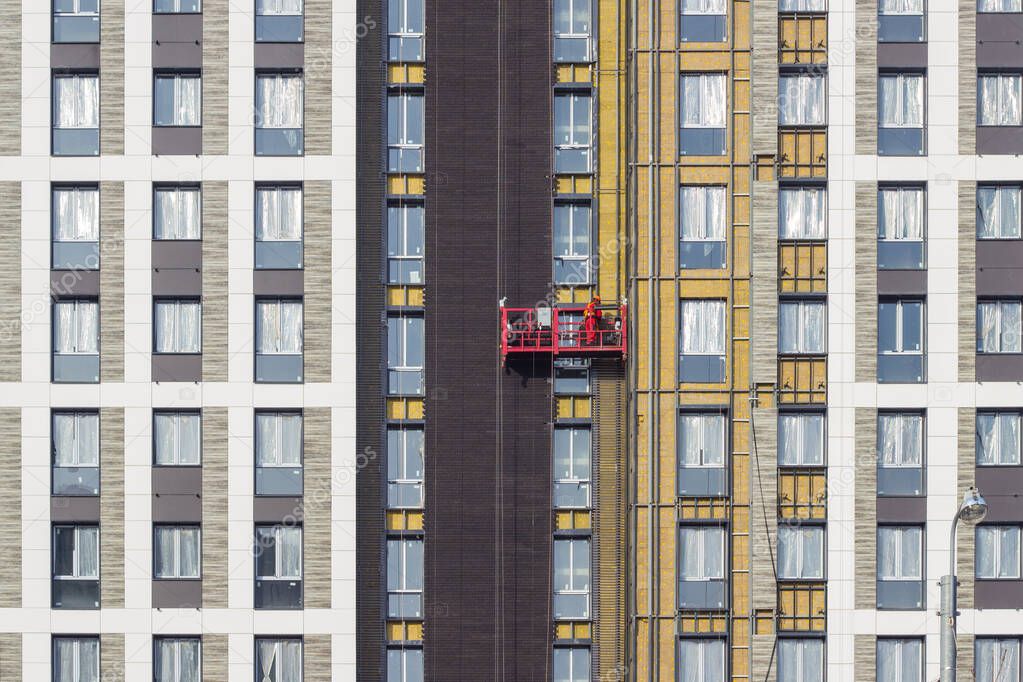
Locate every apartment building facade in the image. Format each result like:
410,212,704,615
0,1,359,680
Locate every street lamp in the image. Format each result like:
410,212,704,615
940,486,988,682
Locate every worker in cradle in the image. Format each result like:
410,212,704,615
583,295,602,345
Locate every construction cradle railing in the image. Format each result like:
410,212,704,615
500,304,628,359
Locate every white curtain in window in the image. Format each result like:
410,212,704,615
680,414,725,467
257,301,303,354
257,0,302,14
78,526,99,577
257,413,302,466
778,0,827,9
979,302,1023,353
257,75,304,129
155,301,201,353
977,639,1021,682
778,526,823,578
279,527,302,578
978,527,1021,578
682,0,726,13
878,414,922,466
779,74,826,126
880,187,924,239
978,413,1022,465
979,0,1022,10
256,187,303,241
779,187,826,239
55,301,99,354
879,75,924,127
879,0,924,12
681,528,723,579
779,413,824,466
878,526,921,579
163,76,201,126
779,301,825,354
980,75,1023,126
679,640,725,682
54,413,99,466
877,640,922,682
681,74,727,128
680,186,726,241
179,528,199,577
54,76,99,129
155,527,176,577
54,188,99,241
779,640,823,682
978,186,1022,239
154,188,200,240
681,300,726,354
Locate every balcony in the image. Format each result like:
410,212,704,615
501,304,627,360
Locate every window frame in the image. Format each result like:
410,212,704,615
153,410,202,467
554,0,593,61
386,646,424,682
387,89,425,173
255,524,304,581
387,0,425,61
978,72,1023,127
52,636,100,682
679,412,728,469
387,201,425,285
153,637,202,682
253,638,303,682
778,298,827,355
152,71,202,128
778,185,827,241
552,645,592,682
554,90,594,173
52,72,101,129
153,298,202,355
877,525,924,581
153,524,202,580
777,72,828,127
977,525,1023,579
553,200,595,284
878,72,926,129
387,313,425,396
254,71,305,155
153,184,202,241
677,637,728,682
778,411,826,467
777,524,826,580
387,536,425,619
877,298,925,382
51,184,100,246
553,537,591,620
977,184,1023,240
678,525,726,581
386,425,425,510
975,638,1022,682
977,299,1023,354
877,412,924,469
977,411,1023,466
554,357,591,395
52,299,100,356
876,637,924,682
877,184,927,269
553,425,592,509
52,523,100,581
255,298,304,356
153,0,202,14
978,0,1023,11
777,637,825,682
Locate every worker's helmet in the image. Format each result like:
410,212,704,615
594,296,601,303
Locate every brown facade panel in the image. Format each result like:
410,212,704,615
0,633,20,681
752,182,778,384
959,182,976,383
854,635,876,681
100,0,124,155
304,634,332,682
100,182,124,382
305,182,332,383
959,0,977,155
0,409,20,608
0,183,20,381
855,0,877,155
202,0,229,155
202,634,228,681
304,0,332,155
854,408,877,610
202,182,228,382
202,408,229,608
0,1,20,155
100,634,124,682
751,407,778,610
752,0,778,155
958,407,976,609
855,184,877,383
100,408,124,608
304,407,332,608
751,634,776,682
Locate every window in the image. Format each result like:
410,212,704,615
680,299,726,382
388,203,425,284
778,639,824,682
53,299,100,383
977,526,1022,579
388,315,425,395
256,412,303,496
554,358,590,394
877,299,924,383
154,412,201,466
387,427,424,508
978,186,1022,239
52,186,99,270
878,186,925,269
554,92,593,172
154,73,201,127
554,538,591,619
554,202,593,283
387,538,424,619
154,526,200,579
779,300,826,354
680,0,727,42
555,0,592,60
255,639,302,682
388,92,425,172
978,412,1022,466
255,525,303,609
877,639,923,682
387,647,424,682
680,186,726,269
154,638,200,682
155,300,201,354
553,646,591,682
255,0,303,42
154,186,201,240
52,524,100,608
979,0,1021,10
255,299,303,383
778,412,825,466
778,187,826,240
554,427,591,508
678,413,727,496
877,412,924,496
53,637,99,682
256,185,303,269
976,638,1021,682
53,74,100,156
52,411,99,496
778,73,826,126
979,74,1023,127
389,0,424,60
53,0,99,43
678,638,726,682
154,0,202,13
779,0,826,9
679,526,726,608
255,73,304,155
878,0,925,43
877,526,924,609
778,526,824,579
978,300,1023,354
878,73,925,156
680,74,727,155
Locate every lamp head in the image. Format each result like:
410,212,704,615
958,486,988,524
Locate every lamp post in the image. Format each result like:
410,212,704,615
940,486,988,682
